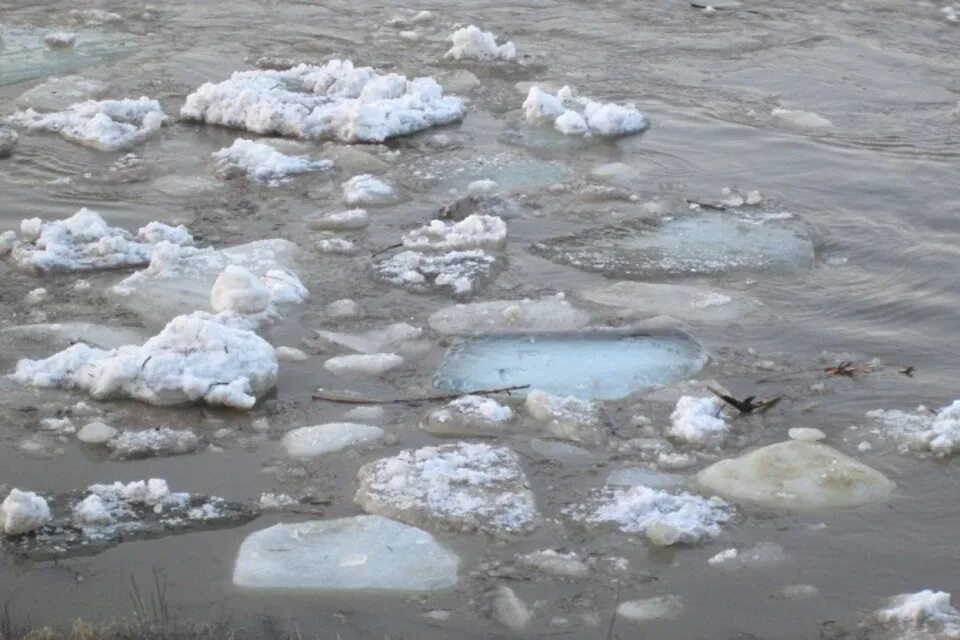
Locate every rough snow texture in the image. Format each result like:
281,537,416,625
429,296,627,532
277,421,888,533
1,489,52,535
181,60,466,143
106,427,200,460
875,591,960,638
12,311,278,410
525,390,605,446
282,423,385,457
210,265,273,316
354,443,538,537
211,138,332,186
7,97,168,151
445,25,516,61
324,353,404,376
867,400,960,458
375,249,496,296
342,174,396,205
5,208,192,273
668,396,729,448
402,214,507,251
421,395,515,437
566,486,732,546
522,86,648,137
429,295,591,334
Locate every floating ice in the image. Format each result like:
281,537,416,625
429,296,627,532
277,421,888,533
106,427,200,460
233,515,459,591
420,395,515,437
433,329,708,400
525,390,605,445
789,427,826,441
282,423,385,457
275,346,308,361
606,466,682,490
566,485,731,546
517,549,590,578
0,26,130,87
324,353,404,376
522,86,648,137
4,208,192,273
8,97,168,151
531,215,815,279
402,214,507,251
43,31,77,49
12,311,278,410
429,296,591,335
314,322,422,354
696,441,895,511
111,239,306,327
529,438,597,465
445,25,516,61
491,586,532,631
1,489,52,535
397,149,571,193
308,208,370,231
668,396,729,448
77,421,119,444
181,60,466,143
374,249,497,297
317,237,357,254
771,107,833,129
618,596,683,622
354,442,538,537
579,281,759,324
211,138,333,186
0,128,17,157
16,76,108,112
867,400,960,458
875,590,960,638
342,174,397,206
707,542,786,568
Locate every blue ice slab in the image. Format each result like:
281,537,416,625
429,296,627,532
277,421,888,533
433,329,708,400
1,26,131,87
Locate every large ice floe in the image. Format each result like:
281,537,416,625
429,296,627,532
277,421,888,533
522,86,648,137
211,138,333,186
428,295,591,334
233,515,459,591
1,479,256,560
0,26,130,87
11,311,278,410
565,485,732,546
7,97,168,151
445,25,516,61
873,590,960,639
1,208,193,273
531,215,815,279
180,60,466,143
354,442,538,537
696,441,895,511
866,400,960,458
111,239,307,326
433,329,707,400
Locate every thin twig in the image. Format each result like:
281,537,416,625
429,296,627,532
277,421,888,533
371,242,403,258
606,579,621,640
312,384,531,405
685,198,726,211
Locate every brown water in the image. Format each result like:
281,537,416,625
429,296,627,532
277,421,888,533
1,1,959,638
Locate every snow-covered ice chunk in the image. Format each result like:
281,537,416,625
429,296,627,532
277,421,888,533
43,31,77,49
308,208,370,231
867,400,960,458
618,596,683,622
315,322,422,354
529,438,597,465
211,138,332,186
525,390,605,445
402,214,507,251
258,493,298,510
789,427,826,441
668,396,729,448
77,421,119,444
579,281,759,324
532,215,815,279
354,442,538,537
181,60,466,143
707,542,786,568
1,489,52,535
771,107,833,129
210,265,273,315
16,76,108,112
566,486,731,546
445,25,516,61
421,395,515,437
875,590,960,638
12,311,278,410
517,549,589,578
434,330,707,400
429,296,591,335
282,423,385,457
234,515,459,590
68,9,122,25
342,174,397,206
374,249,497,297
106,427,200,460
696,440,895,510
7,97,167,151
5,208,193,273
324,353,404,376
491,586,532,631
522,85,648,137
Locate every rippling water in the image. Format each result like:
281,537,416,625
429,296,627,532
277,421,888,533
1,1,959,638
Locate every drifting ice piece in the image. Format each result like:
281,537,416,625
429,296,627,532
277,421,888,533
874,590,960,638
579,282,759,324
211,138,332,186
531,216,815,279
867,400,960,458
696,441,895,511
445,25,516,61
282,423,385,457
429,296,591,335
233,515,459,591
374,249,497,297
420,395,515,437
433,329,707,401
181,60,466,143
522,86,648,137
0,26,130,87
402,214,507,251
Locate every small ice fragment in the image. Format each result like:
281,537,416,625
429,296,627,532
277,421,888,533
517,549,589,578
275,346,309,361
258,493,298,510
326,298,359,318
522,85,648,137
668,396,729,447
402,214,507,251
283,423,385,457
789,427,826,441
317,238,357,254
43,32,78,49
342,174,396,206
467,179,498,195
210,265,272,315
421,395,514,437
491,586,532,631
77,421,118,444
617,596,683,622
875,590,960,637
1,489,52,535
445,25,516,61
526,390,605,445
25,288,48,305
308,209,370,231
323,353,404,376
771,107,833,129
211,138,332,186
0,129,17,158
344,406,385,422
107,427,199,459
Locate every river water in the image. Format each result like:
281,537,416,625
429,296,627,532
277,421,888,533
1,1,959,638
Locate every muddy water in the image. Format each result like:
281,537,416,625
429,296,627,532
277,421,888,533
1,1,959,638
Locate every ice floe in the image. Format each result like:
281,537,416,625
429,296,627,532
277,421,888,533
43,31,77,49
696,441,895,510
314,322,422,354
517,549,590,578
491,586,532,631
420,395,515,437
522,86,648,137
282,423,385,457
374,249,497,297
771,107,833,129
16,76,108,112
445,25,516,61
1,489,52,535
707,542,786,568
307,208,370,231
12,311,278,410
211,138,333,186
106,427,200,460
233,515,459,590
0,26,129,87
579,281,759,324
617,596,683,622
341,174,398,205
429,295,591,335
668,396,729,448
866,400,960,457
7,97,168,151
4,208,192,273
354,442,538,536
874,590,960,638
324,353,404,376
402,214,507,251
181,60,466,143
525,390,606,445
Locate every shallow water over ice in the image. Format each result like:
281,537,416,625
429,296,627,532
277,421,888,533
0,27,132,87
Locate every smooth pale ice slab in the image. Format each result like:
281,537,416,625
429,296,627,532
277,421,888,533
0,26,130,87
433,329,707,400
579,282,760,324
233,515,459,591
428,296,591,335
531,216,815,279
696,441,895,511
